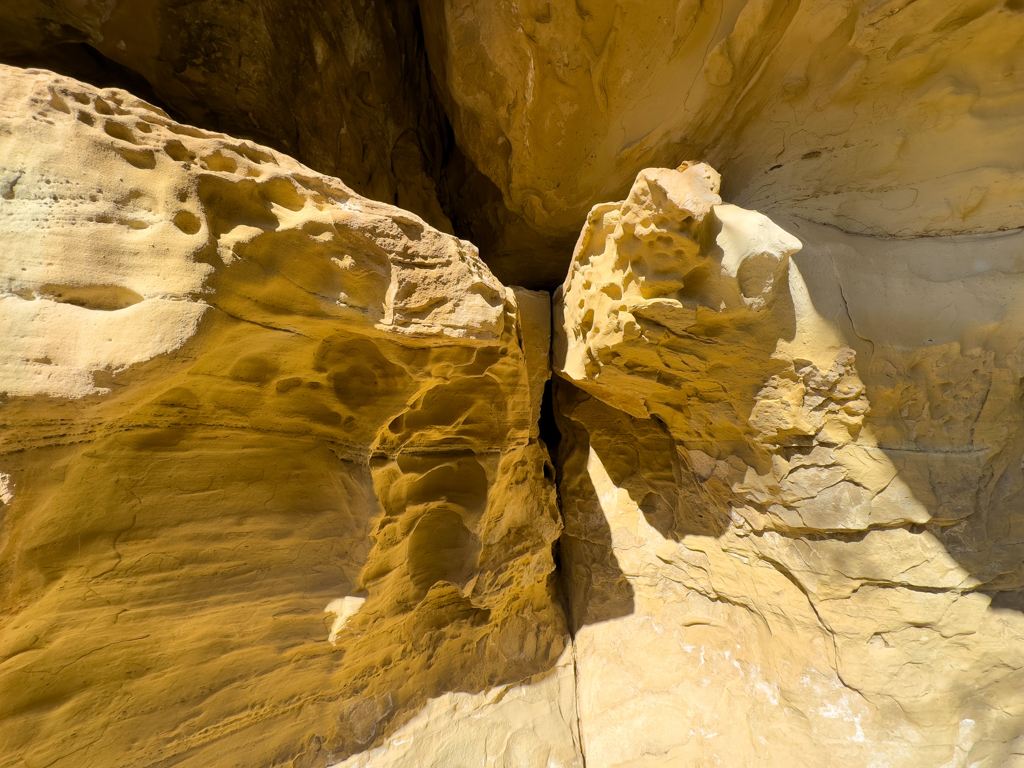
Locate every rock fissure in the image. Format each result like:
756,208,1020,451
570,638,588,768
1,2,1022,763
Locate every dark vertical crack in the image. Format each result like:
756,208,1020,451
570,636,587,767
539,378,563,462
539,347,587,765
540,375,576,637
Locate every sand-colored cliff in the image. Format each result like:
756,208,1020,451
554,162,1023,766
0,1,1021,765
423,0,1022,240
0,66,576,767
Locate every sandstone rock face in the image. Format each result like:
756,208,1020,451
0,0,452,231
423,0,1022,243
0,0,588,289
554,163,1024,766
0,66,574,766
1,4,1022,763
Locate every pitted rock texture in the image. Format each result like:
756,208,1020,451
553,163,1024,766
0,6,1022,763
0,66,574,767
0,0,452,232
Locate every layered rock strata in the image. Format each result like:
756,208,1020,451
554,163,1024,766
0,66,575,767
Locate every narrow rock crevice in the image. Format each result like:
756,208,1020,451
570,638,588,768
538,326,576,640
537,302,587,767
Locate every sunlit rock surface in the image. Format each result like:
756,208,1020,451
423,0,1022,260
554,162,1024,766
330,649,581,768
0,66,572,767
0,0,1022,763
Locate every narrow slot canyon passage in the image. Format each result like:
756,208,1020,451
0,2,1021,767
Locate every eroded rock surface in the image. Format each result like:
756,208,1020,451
0,65,574,767
554,163,1024,766
423,0,1022,267
5,1,1020,291
1,4,1022,761
0,0,452,232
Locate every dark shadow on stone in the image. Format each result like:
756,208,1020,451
437,145,581,290
552,378,636,635
559,379,730,549
0,43,174,117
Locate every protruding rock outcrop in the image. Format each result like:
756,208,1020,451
554,162,1024,767
0,0,452,232
0,65,576,767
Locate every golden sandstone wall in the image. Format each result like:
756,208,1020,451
0,1,1021,767
554,162,1023,766
0,67,572,766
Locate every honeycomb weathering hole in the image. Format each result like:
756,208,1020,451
39,283,145,311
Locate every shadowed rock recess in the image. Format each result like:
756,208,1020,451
0,2,1021,767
